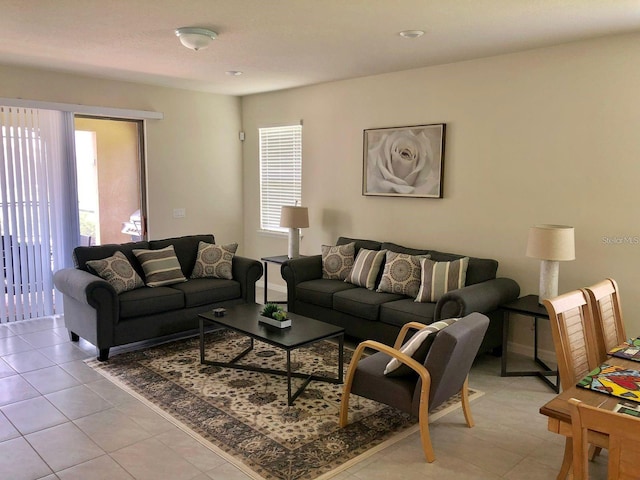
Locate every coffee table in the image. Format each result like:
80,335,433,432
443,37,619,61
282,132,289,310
198,304,345,406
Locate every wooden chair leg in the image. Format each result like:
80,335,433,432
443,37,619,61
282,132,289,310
460,376,474,428
339,343,367,428
418,409,436,463
557,437,573,480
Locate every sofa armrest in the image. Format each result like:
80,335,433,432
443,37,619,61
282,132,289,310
434,278,520,321
53,268,118,311
281,255,322,310
232,256,264,303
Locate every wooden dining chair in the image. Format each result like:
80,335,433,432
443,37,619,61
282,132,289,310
583,278,626,363
544,290,600,480
568,398,640,479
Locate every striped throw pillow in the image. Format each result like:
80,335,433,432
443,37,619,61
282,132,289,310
415,257,469,303
384,317,460,377
345,248,386,290
133,245,187,287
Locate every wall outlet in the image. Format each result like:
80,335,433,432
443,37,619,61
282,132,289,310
173,208,186,218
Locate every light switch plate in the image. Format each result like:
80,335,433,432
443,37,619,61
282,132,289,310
173,208,186,218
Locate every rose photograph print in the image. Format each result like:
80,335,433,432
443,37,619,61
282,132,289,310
363,123,446,198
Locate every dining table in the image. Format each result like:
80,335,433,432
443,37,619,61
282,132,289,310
539,355,639,479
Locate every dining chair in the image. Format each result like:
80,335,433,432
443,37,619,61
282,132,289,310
544,290,600,480
339,312,489,462
583,278,626,363
568,398,640,479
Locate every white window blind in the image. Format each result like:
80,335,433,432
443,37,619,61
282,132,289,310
259,124,302,232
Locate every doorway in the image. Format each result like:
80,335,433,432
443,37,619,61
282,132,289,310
74,117,146,245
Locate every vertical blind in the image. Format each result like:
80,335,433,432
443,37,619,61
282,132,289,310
259,124,303,232
0,106,78,322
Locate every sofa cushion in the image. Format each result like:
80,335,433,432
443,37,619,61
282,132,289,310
322,242,355,280
379,299,437,328
345,248,386,290
297,279,357,308
377,251,429,298
73,241,149,277
118,286,185,319
381,242,430,257
415,257,469,303
191,242,238,280
149,234,215,277
337,237,382,254
170,278,240,308
334,288,404,321
86,251,144,294
133,245,187,287
384,318,460,377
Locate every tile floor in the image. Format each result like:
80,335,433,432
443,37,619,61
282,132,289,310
0,292,609,479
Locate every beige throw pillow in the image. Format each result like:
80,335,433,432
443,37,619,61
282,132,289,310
321,242,355,280
191,242,238,280
376,251,429,298
86,251,144,294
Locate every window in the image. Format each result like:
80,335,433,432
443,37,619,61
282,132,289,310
259,124,302,232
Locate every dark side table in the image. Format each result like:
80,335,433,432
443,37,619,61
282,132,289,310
260,255,291,304
500,294,560,392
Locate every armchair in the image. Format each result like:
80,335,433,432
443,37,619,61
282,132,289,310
339,312,490,462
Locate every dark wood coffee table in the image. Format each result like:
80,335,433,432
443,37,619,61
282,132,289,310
198,304,344,405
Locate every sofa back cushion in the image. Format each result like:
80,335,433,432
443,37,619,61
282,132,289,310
149,234,215,277
337,237,382,255
381,242,430,257
73,241,150,278
428,250,497,285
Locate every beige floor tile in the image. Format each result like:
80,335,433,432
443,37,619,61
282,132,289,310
74,408,153,452
115,398,176,435
205,462,256,480
38,343,92,364
45,385,113,420
58,359,105,383
0,335,34,355
25,422,104,472
1,396,68,435
0,436,53,480
0,374,40,406
3,350,56,373
19,330,68,348
56,454,134,480
110,437,202,480
85,378,136,405
155,426,228,471
22,365,82,395
0,357,16,378
0,411,21,441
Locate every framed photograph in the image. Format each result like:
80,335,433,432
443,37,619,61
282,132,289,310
363,123,446,198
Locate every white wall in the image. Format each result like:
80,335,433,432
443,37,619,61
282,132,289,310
242,32,640,346
0,65,243,247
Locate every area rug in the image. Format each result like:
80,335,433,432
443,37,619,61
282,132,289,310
87,330,483,480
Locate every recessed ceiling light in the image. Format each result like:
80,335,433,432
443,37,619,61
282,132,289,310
225,71,243,76
399,30,425,39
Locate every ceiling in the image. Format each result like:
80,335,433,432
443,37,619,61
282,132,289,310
1,0,639,97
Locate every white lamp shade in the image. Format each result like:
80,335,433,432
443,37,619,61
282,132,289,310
279,206,309,229
526,225,575,261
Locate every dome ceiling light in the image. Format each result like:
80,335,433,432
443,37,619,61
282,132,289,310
175,27,218,51
399,30,425,39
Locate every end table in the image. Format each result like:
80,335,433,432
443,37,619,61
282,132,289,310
500,294,560,392
260,255,291,305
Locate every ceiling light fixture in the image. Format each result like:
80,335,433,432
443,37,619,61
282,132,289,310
225,71,243,76
175,27,218,51
399,30,425,39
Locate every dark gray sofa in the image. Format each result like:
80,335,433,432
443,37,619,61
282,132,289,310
53,234,263,361
281,237,520,354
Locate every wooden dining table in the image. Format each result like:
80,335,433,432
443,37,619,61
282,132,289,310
539,356,639,479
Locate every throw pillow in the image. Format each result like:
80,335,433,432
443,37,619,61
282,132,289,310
384,318,460,377
191,242,238,280
86,251,144,294
132,245,187,287
376,251,429,298
321,242,355,280
345,248,386,290
415,257,470,303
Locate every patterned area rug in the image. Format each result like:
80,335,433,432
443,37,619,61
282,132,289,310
87,330,483,480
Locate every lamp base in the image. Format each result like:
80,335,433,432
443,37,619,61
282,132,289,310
538,259,560,305
287,228,300,259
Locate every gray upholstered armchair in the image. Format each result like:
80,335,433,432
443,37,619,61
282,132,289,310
339,312,490,462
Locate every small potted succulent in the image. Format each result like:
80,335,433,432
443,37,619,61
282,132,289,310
260,303,291,328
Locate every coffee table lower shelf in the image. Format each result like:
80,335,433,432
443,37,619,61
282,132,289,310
199,310,344,406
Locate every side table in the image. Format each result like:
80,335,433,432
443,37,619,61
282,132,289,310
499,294,560,392
260,255,292,305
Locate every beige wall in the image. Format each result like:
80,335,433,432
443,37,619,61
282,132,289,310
0,65,243,248
242,32,640,344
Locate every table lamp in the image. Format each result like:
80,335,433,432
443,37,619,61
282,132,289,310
526,224,575,304
280,206,309,259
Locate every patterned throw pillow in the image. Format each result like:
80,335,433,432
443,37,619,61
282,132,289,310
376,251,429,298
345,248,386,290
133,245,187,287
415,257,470,303
384,318,460,377
86,251,144,294
321,242,355,280
191,242,238,280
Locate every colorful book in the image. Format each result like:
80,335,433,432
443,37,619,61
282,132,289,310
576,364,640,403
608,337,640,362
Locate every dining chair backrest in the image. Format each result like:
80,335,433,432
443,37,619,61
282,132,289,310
568,398,640,480
543,290,599,391
583,278,626,363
